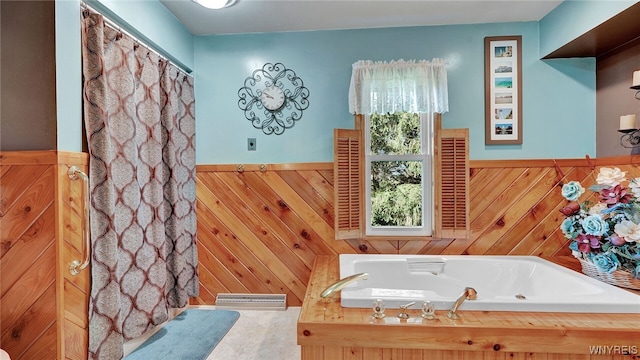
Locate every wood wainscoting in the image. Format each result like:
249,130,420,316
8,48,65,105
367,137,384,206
193,156,640,307
0,151,89,360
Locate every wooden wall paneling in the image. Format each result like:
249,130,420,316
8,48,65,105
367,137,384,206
361,347,383,360
214,172,317,271
395,239,429,254
410,238,456,255
300,347,639,359
0,164,48,217
0,161,56,360
59,162,90,360
0,167,55,257
196,211,272,294
486,166,586,256
346,239,391,254
0,151,89,360
196,175,307,304
190,222,227,304
469,167,548,243
229,171,339,256
63,279,88,335
194,158,640,310
3,283,57,358
17,323,57,360
199,172,312,286
277,170,335,226
510,167,596,256
1,252,56,358
197,232,252,293
203,175,313,282
301,346,326,359
63,319,87,360
469,167,521,220
58,158,90,360
195,200,293,299
256,170,344,250
468,168,555,254
0,205,55,297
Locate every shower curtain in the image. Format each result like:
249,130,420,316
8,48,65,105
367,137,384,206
81,9,199,359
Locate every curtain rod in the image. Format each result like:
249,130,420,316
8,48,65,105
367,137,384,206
80,1,193,75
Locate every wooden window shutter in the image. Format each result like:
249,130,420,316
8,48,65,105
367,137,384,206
434,114,470,239
334,127,363,240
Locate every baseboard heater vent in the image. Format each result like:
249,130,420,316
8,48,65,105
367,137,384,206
215,293,287,310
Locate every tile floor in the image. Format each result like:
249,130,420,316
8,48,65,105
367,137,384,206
124,305,301,360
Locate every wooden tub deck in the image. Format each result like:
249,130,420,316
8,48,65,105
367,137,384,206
297,255,640,360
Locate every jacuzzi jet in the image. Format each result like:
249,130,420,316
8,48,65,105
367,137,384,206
515,294,526,300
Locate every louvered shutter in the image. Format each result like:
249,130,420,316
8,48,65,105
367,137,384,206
334,128,363,240
434,116,469,239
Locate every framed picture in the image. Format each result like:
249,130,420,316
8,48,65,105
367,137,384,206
485,36,522,145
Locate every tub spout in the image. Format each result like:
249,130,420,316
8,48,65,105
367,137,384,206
320,273,368,299
447,287,477,319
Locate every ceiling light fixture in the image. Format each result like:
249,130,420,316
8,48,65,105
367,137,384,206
192,0,237,10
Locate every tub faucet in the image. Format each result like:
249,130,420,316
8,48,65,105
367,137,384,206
447,287,477,319
320,272,368,299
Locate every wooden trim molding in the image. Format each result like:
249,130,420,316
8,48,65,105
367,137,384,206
470,155,640,168
197,162,333,172
0,151,88,165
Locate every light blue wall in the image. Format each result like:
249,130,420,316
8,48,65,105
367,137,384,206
55,0,83,152
194,22,596,163
54,0,194,152
54,0,631,162
540,0,636,58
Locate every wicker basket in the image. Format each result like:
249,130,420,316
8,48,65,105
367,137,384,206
578,258,640,290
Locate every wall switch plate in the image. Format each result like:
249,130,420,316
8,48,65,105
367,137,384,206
247,138,257,151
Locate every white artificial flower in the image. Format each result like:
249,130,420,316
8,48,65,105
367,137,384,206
629,177,640,198
588,203,607,215
614,220,640,243
596,167,626,187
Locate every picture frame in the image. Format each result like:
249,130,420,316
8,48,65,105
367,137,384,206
485,35,522,145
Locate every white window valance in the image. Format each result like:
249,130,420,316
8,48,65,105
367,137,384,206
348,58,449,115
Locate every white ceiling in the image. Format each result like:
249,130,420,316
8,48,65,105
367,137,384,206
160,0,564,36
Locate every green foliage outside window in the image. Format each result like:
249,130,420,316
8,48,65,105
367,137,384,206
369,112,423,227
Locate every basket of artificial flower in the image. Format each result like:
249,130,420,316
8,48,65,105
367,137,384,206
560,167,640,290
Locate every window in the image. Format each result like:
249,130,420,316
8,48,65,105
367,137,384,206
337,57,465,241
334,114,469,241
365,112,432,236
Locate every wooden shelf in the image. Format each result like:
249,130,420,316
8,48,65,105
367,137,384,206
543,2,640,59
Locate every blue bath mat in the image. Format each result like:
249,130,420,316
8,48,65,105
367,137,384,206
125,309,240,360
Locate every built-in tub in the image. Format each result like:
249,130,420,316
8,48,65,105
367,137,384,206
339,254,640,313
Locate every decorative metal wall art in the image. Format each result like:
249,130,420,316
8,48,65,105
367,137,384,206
238,63,310,135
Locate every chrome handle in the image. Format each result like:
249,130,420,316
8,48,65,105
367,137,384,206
68,166,91,276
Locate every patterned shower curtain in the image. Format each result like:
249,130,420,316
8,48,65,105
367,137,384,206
81,9,198,360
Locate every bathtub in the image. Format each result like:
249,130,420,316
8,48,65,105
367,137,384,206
338,254,640,313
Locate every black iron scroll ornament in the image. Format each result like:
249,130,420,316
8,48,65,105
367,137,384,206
238,63,310,135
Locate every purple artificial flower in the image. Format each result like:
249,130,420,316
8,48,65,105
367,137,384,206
575,233,600,253
599,185,633,207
